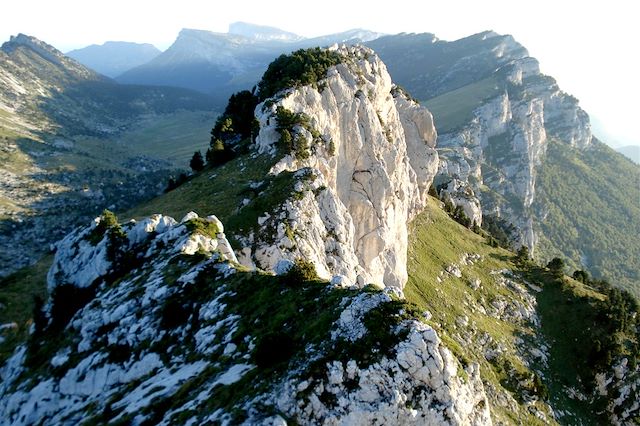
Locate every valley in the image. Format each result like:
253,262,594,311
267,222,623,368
0,34,217,276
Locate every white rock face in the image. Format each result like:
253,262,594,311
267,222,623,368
47,212,236,295
441,179,483,226
0,211,245,426
276,319,492,425
435,56,592,251
246,45,438,288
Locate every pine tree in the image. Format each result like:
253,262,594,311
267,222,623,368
206,139,227,166
547,257,565,278
515,245,530,266
189,150,205,172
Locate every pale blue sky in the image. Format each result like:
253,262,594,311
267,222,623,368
3,0,638,147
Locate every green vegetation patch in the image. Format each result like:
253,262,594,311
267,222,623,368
258,48,344,101
124,153,277,227
184,217,220,239
527,266,639,424
274,106,322,160
0,255,51,365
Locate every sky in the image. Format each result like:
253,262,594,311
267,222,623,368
2,0,639,147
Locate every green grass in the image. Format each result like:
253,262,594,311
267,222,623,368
0,254,51,364
103,111,216,167
406,197,551,425
424,76,502,133
123,153,278,228
407,196,638,424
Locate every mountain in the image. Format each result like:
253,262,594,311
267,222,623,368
228,21,304,42
617,145,640,164
368,32,640,297
66,41,161,77
1,46,637,425
116,23,383,106
0,34,216,277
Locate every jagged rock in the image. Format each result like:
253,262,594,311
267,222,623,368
246,45,438,289
469,278,482,290
445,264,463,278
275,320,492,425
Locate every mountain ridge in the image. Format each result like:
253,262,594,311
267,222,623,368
0,44,638,425
116,25,384,104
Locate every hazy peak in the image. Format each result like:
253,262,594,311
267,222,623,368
2,33,60,56
228,21,303,42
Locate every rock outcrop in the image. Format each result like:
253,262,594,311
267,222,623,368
0,210,491,426
241,45,438,288
435,57,591,251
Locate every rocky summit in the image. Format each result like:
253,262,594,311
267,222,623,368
0,43,638,426
245,45,438,288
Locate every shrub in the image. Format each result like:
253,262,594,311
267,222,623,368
257,48,343,101
514,246,530,266
572,270,589,283
212,90,259,140
281,258,318,286
165,173,190,192
184,217,220,239
160,299,191,329
87,209,119,245
452,205,471,228
107,343,132,364
547,257,565,278
189,150,205,172
49,284,96,332
275,106,314,159
207,90,259,167
482,215,516,249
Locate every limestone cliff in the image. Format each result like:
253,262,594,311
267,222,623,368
434,56,591,251
240,45,438,288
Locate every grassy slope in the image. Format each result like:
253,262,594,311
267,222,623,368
423,76,501,133
407,197,549,424
406,196,623,424
534,139,640,297
124,153,277,225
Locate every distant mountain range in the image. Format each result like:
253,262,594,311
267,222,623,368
66,41,160,78
115,23,384,105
